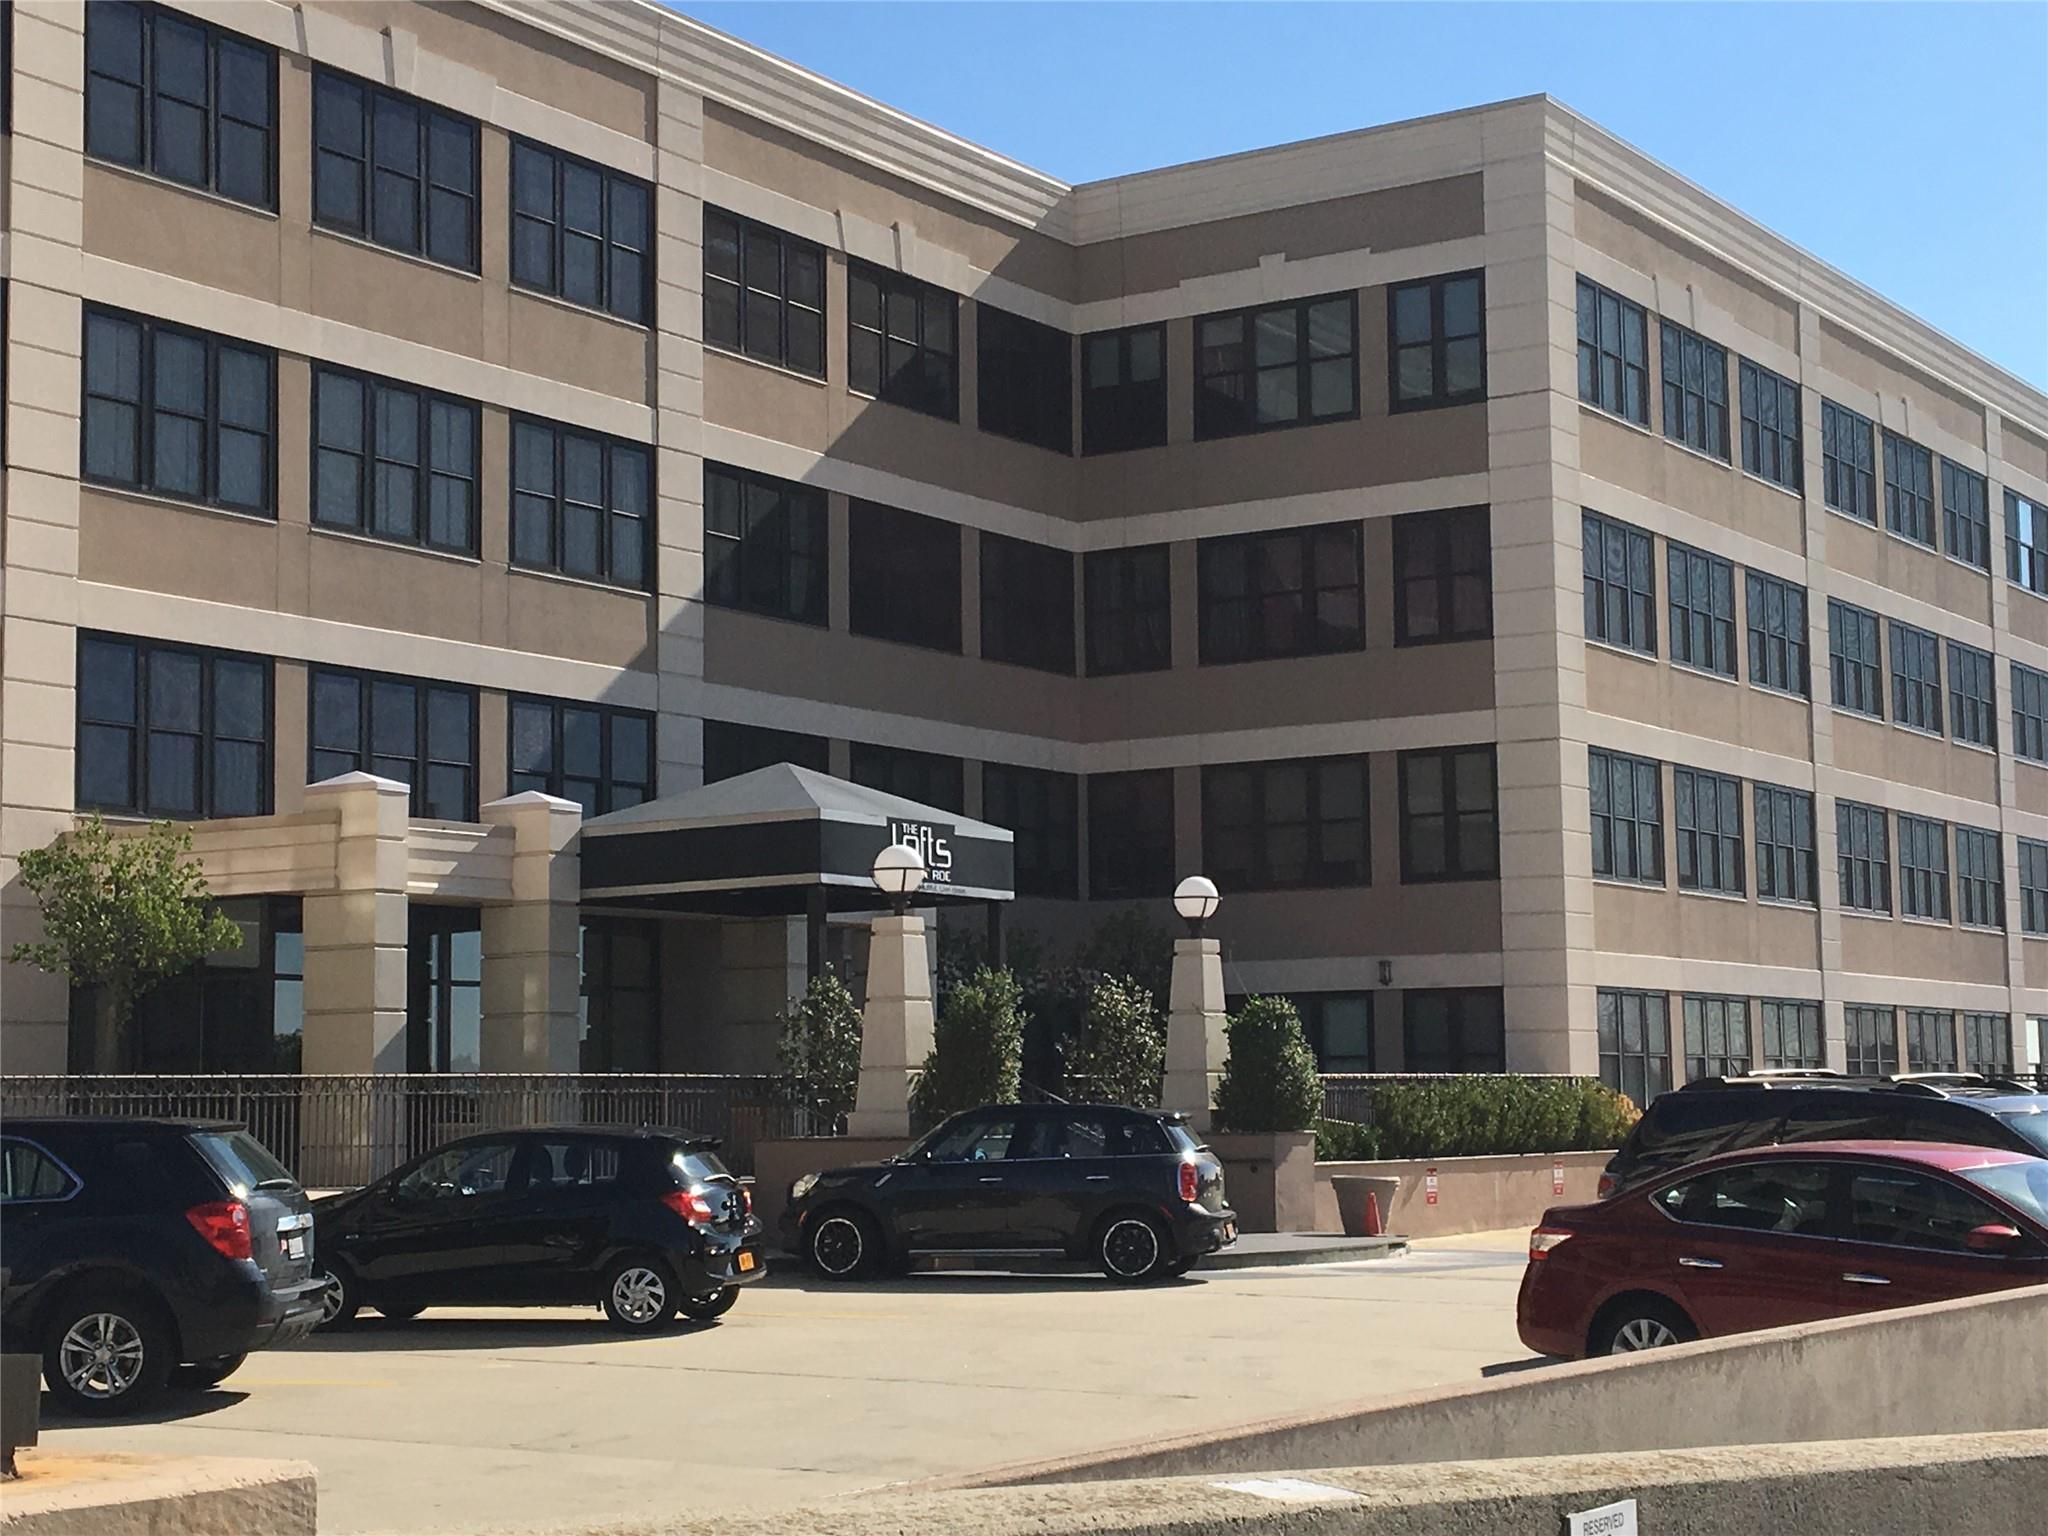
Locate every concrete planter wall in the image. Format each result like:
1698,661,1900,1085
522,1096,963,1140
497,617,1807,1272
1207,1130,1318,1234
1314,1149,1614,1239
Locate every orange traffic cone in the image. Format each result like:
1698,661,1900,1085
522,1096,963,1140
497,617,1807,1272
1362,1191,1384,1237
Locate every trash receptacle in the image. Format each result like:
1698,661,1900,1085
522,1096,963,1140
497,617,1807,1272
1331,1174,1402,1236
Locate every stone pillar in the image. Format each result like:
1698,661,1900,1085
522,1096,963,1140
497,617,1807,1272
847,914,934,1138
1162,937,1227,1131
479,792,583,1073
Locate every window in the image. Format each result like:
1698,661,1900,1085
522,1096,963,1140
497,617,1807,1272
76,633,269,819
1660,1160,1833,1236
1745,572,1809,697
1399,745,1498,882
1589,749,1663,885
702,208,824,376
1962,1013,2012,1074
701,719,828,783
83,308,274,514
1955,825,2003,930
1761,999,1823,1070
1821,400,1876,522
399,1137,512,1198
1393,506,1491,644
1597,988,1671,1106
704,463,826,625
1198,521,1363,664
1,1140,79,1204
1666,542,1735,676
2008,490,2048,596
510,419,651,589
312,366,478,554
848,743,963,813
309,668,476,820
1905,1009,1957,1072
1674,766,1743,896
1202,756,1368,892
1084,545,1171,676
1738,358,1802,491
2015,661,2048,762
977,304,1072,453
1948,641,1996,749
1683,995,1751,1081
1847,1167,2018,1253
1387,270,1484,411
982,764,1079,899
1942,461,1991,571
1195,292,1357,438
1087,770,1175,900
2020,837,2048,935
847,261,957,419
1753,782,1816,905
86,3,274,208
1575,277,1648,425
1267,996,1373,1074
1883,431,1936,547
509,138,649,323
1844,1005,1899,1076
1889,621,1943,734
406,907,479,1074
313,70,476,270
1837,800,1892,914
981,533,1075,675
1081,323,1167,454
1659,321,1729,459
1897,813,1951,922
1402,989,1505,1073
848,501,961,652
1582,511,1656,654
578,920,660,1073
509,697,653,816
1828,600,1883,717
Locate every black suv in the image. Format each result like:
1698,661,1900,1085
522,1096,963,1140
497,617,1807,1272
781,1103,1236,1282
0,1118,324,1416
310,1126,763,1332
1601,1072,2048,1196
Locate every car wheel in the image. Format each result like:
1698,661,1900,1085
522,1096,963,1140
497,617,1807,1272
170,1353,247,1391
677,1286,739,1321
601,1256,679,1333
42,1287,174,1417
1095,1212,1170,1283
804,1207,879,1281
375,1301,425,1322
1590,1297,1697,1356
313,1265,361,1330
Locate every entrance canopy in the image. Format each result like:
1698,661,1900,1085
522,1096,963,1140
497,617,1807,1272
578,763,1015,916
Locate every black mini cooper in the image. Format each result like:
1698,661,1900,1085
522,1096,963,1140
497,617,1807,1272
781,1103,1236,1282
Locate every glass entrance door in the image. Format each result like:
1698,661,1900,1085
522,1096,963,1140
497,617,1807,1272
407,907,482,1073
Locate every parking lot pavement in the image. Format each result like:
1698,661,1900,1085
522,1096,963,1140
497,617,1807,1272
40,1244,1537,1536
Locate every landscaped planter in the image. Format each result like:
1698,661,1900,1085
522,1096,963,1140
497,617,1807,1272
1314,1149,1615,1239
1207,1130,1317,1233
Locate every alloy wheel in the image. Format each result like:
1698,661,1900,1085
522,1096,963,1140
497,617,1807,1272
1611,1317,1679,1353
59,1312,147,1402
812,1215,864,1276
610,1266,668,1324
316,1272,346,1325
1102,1218,1161,1279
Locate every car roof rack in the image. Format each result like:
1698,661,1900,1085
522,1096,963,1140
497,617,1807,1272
1677,1069,1847,1091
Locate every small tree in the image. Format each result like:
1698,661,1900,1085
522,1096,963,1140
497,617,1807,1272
7,816,242,1070
776,972,864,1133
911,965,1024,1121
1067,975,1164,1107
1213,994,1323,1133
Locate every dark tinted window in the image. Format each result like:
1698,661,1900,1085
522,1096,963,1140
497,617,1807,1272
1898,813,1950,922
1628,1093,1780,1170
1674,765,1743,897
190,1129,294,1194
1199,522,1363,664
977,304,1071,453
1388,270,1484,412
509,139,649,323
509,696,653,815
1889,620,1942,734
848,742,963,813
1598,988,1672,1107
313,367,478,554
1658,1159,1832,1236
981,532,1075,674
1402,988,1504,1073
849,501,961,652
1081,324,1165,453
703,207,824,375
581,919,660,1072
1667,542,1735,676
1683,994,1750,1081
310,667,477,820
313,70,476,269
1822,399,1877,522
2014,661,2048,762
1943,461,1991,571
1400,746,1498,882
1948,641,1996,749
1843,1006,1899,1076
704,463,826,625
1088,769,1174,900
1575,277,1647,424
1760,999,1823,1070
1738,358,1801,491
1589,748,1663,885
511,419,651,589
1659,320,1728,460
1883,431,1936,547
1583,511,1655,653
398,1140,517,1200
1393,506,1491,644
1745,572,1809,697
847,262,957,418
982,763,1078,899
1084,544,1171,676
1845,1166,2011,1252
1,1139,79,1202
1753,782,1816,905
1828,600,1884,717
1837,800,1891,914
1196,292,1356,438
701,719,829,783
526,1137,623,1190
1779,1092,1899,1143
1203,756,1368,892
77,632,269,819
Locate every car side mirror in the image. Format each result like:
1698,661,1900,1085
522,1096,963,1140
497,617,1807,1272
1965,1223,2023,1253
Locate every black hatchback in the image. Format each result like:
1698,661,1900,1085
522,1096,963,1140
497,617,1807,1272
310,1126,764,1332
781,1103,1236,1282
0,1118,324,1416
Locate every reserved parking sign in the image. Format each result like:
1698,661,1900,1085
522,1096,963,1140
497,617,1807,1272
1567,1499,1638,1535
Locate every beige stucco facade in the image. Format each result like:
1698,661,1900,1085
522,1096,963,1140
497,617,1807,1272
2,0,2045,1086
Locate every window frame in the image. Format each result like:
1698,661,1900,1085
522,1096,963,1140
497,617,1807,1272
1828,599,1884,718
2008,489,2048,597
1737,357,1802,492
1386,269,1486,414
976,303,1073,454
1882,430,1937,548
980,531,1076,675
1836,800,1892,915
1194,290,1359,440
1682,993,1752,1081
1947,640,1996,750
508,416,653,592
1201,754,1370,893
1658,320,1729,461
1941,460,1991,572
982,763,1079,899
76,631,273,821
1962,1012,2012,1074
847,500,962,654
2021,836,2048,936
310,362,479,556
1083,544,1172,676
1897,812,1952,923
1398,745,1499,884
1582,510,1657,655
507,135,651,325
1760,998,1823,1070
1752,781,1816,906
702,461,827,627
1597,987,1672,1106
1080,322,1168,455
1821,399,1877,523
311,66,479,272
1673,765,1744,898
1888,619,1943,735
307,665,479,821
507,695,655,817
1844,1004,1900,1076
1744,570,1809,698
1392,506,1492,645
1954,824,2004,931
1588,748,1664,886
1196,521,1365,666
1905,1008,1958,1072
1575,276,1649,426
1086,769,1176,901
1666,541,1736,678
2015,661,2048,764
846,259,958,420
701,205,826,378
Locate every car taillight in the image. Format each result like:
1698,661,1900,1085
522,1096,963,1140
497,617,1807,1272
661,1189,716,1225
739,1185,754,1217
187,1200,253,1262
1528,1226,1573,1262
1178,1161,1201,1203
1596,1171,1618,1200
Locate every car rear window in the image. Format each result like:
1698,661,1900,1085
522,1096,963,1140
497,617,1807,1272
666,1148,732,1185
191,1130,298,1195
1996,1111,2048,1156
1163,1122,1200,1154
1628,1093,1777,1165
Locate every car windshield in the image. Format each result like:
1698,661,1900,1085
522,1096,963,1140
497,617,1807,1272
1996,1110,2048,1156
1958,1160,2048,1230
192,1130,298,1195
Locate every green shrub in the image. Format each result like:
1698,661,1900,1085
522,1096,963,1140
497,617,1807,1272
1314,1117,1382,1161
1214,995,1323,1133
1067,975,1164,1107
911,966,1025,1120
1359,1076,1639,1160
1575,1079,1642,1147
775,973,864,1133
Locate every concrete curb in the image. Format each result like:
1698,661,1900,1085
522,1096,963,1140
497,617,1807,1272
0,1452,317,1535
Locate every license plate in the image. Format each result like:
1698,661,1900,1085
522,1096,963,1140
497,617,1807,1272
736,1250,756,1273
283,1233,307,1261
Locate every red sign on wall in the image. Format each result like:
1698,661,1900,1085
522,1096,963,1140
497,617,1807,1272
1424,1167,1439,1206
1553,1161,1566,1196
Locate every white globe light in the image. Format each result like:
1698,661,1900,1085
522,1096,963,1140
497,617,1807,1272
872,841,928,899
1173,875,1221,924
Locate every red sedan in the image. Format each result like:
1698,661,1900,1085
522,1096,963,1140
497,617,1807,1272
1517,1142,2048,1358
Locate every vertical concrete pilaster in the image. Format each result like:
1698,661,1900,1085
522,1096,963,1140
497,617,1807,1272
1162,936,1226,1130
848,914,934,1138
299,775,411,1074
479,791,584,1071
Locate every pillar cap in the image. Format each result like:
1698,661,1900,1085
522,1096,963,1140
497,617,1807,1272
306,771,410,796
481,790,584,815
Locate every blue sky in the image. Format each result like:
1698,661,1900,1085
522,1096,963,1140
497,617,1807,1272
680,2,2048,388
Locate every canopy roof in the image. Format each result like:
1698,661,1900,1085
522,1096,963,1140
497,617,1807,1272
578,763,1014,915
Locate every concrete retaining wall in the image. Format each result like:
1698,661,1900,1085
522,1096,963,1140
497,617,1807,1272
0,1453,315,1535
937,1280,2048,1488
1207,1131,1316,1233
1313,1149,1611,1237
586,1431,2048,1536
